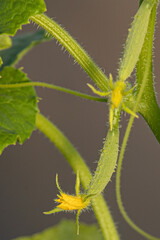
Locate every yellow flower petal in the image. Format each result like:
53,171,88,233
56,193,90,211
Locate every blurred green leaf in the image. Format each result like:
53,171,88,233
136,4,160,143
0,67,38,154
0,30,51,70
139,0,144,5
0,58,2,67
0,0,46,36
0,34,12,50
13,219,103,240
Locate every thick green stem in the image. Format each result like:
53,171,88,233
30,14,109,92
0,82,107,103
36,113,119,240
116,3,160,239
116,87,160,240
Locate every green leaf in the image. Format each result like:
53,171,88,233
0,30,51,70
118,0,157,81
0,67,38,154
13,219,103,240
136,4,160,143
0,34,12,50
0,0,46,36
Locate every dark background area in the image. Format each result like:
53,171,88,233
0,0,160,239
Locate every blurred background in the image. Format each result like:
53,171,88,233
0,0,160,239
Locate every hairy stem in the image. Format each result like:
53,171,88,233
36,113,119,240
116,84,160,240
0,82,107,103
30,14,109,92
116,3,160,239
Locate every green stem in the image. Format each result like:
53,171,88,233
36,113,119,240
116,5,160,239
30,14,109,92
0,82,107,103
116,91,160,240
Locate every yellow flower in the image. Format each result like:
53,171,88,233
55,192,90,211
111,81,126,109
88,74,138,130
43,172,90,235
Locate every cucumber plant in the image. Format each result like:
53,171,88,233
0,0,159,239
